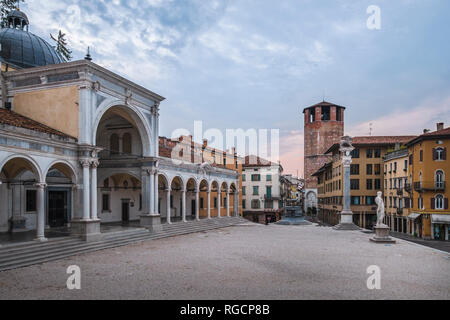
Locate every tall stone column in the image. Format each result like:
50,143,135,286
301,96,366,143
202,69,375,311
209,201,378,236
140,168,162,232
334,136,360,231
207,191,211,219
90,160,99,220
196,189,200,221
149,170,155,214
182,189,187,222
35,183,47,242
217,186,221,218
154,173,159,214
166,188,171,224
81,160,90,220
226,191,230,217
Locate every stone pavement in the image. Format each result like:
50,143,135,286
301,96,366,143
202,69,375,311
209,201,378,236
390,231,450,253
0,223,449,300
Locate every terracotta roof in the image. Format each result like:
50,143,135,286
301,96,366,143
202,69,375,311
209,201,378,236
303,101,346,113
0,108,76,140
312,162,332,177
325,135,417,154
243,155,278,167
407,126,450,146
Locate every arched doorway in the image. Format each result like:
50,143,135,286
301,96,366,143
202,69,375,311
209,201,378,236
158,174,169,222
170,176,184,223
199,179,209,219
186,178,198,221
211,181,220,218
0,155,45,240
99,173,142,224
45,161,77,228
220,182,229,217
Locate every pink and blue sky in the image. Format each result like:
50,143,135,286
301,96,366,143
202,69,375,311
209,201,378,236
21,0,450,176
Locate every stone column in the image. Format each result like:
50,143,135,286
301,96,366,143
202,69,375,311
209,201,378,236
149,170,155,214
217,186,221,218
334,136,359,230
226,191,230,217
166,188,171,224
90,160,99,220
140,168,162,232
195,189,200,221
154,173,159,214
81,160,90,220
182,189,187,222
35,183,47,242
207,191,211,219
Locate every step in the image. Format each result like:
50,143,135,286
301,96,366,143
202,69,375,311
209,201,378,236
0,237,83,255
0,219,246,272
0,230,161,264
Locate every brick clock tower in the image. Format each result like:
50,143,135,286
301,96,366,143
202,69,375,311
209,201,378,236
303,101,345,211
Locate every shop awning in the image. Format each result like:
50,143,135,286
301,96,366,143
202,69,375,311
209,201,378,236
408,213,421,220
431,214,450,225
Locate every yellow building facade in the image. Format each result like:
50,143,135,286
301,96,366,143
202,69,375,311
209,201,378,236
315,136,415,229
406,124,450,241
383,148,410,234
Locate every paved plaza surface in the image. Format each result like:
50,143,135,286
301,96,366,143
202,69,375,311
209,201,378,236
0,223,449,300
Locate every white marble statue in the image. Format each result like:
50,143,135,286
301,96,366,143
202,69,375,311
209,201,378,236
375,191,386,227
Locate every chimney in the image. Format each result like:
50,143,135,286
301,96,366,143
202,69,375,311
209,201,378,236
203,139,208,148
437,123,444,131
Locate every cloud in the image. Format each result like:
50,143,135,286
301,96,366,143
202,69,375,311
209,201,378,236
279,130,304,177
348,97,450,136
283,96,450,179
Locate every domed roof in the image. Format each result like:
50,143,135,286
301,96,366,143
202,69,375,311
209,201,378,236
0,28,63,69
0,8,63,69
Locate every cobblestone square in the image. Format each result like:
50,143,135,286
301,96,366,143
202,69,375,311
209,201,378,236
0,224,448,300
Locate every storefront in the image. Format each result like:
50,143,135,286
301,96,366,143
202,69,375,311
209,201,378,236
431,214,450,241
408,213,422,237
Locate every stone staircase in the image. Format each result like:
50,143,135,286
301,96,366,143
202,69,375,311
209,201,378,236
0,217,247,272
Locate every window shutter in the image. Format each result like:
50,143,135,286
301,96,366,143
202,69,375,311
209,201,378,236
431,198,435,210
444,148,447,160
432,148,436,160
445,198,449,210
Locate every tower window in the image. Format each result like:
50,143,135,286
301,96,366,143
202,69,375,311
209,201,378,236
321,106,331,121
309,108,316,123
336,107,342,122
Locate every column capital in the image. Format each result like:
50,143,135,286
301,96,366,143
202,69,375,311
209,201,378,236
35,182,47,189
80,159,91,168
91,159,100,168
342,155,352,166
145,168,158,176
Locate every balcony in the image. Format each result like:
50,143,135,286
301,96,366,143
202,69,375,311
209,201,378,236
414,181,445,192
405,183,412,193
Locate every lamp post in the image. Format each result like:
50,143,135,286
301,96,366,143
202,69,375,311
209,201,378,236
334,136,360,231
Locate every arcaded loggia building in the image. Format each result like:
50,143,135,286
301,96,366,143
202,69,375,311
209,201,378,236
0,9,240,242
